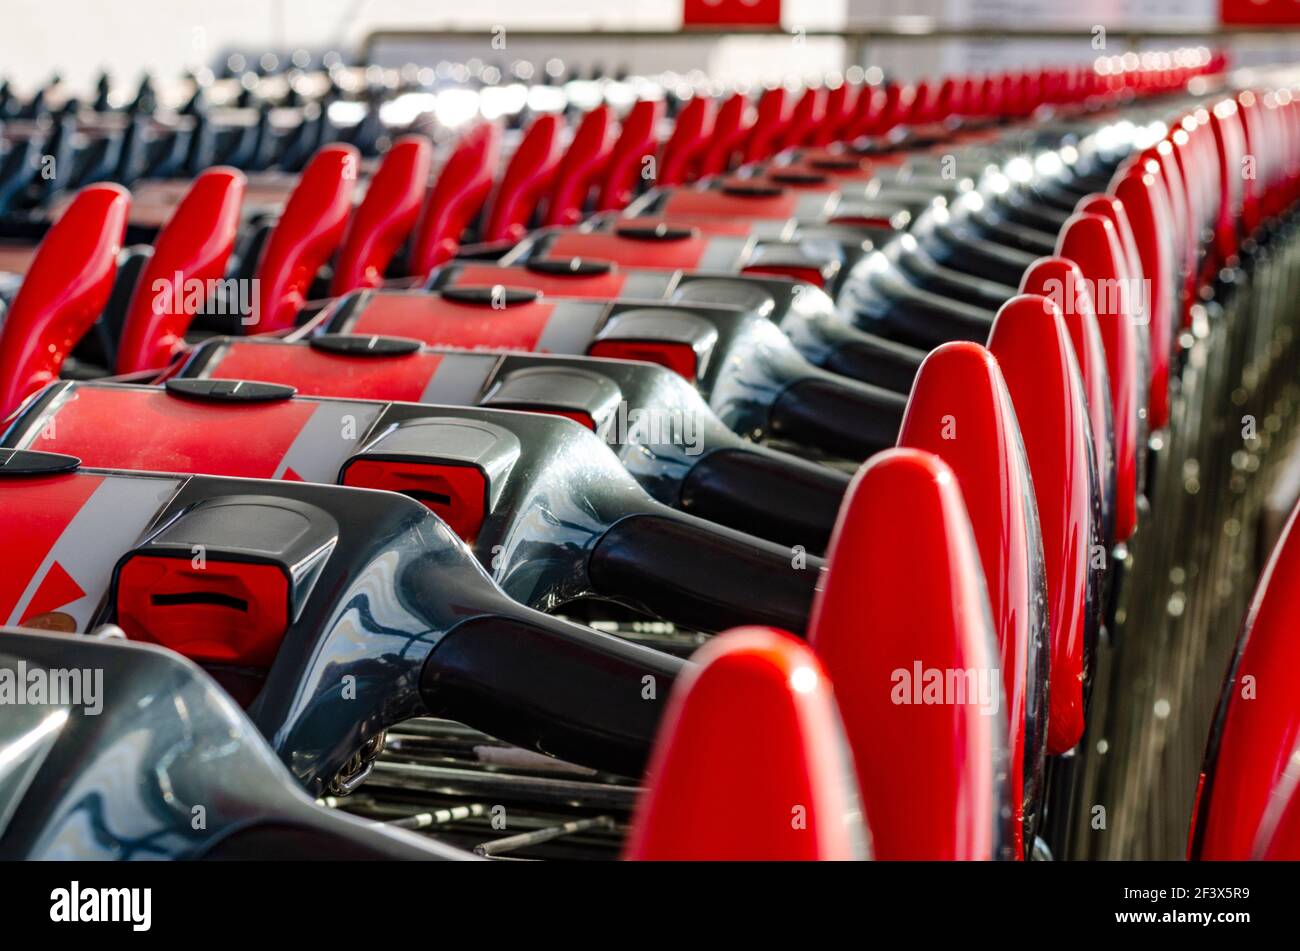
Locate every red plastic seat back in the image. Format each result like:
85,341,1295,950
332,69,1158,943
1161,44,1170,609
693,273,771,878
987,294,1096,756
811,82,854,146
596,100,663,213
482,113,564,243
545,105,616,226
777,87,825,152
808,448,1005,861
696,92,751,177
1019,256,1115,546
1057,211,1143,544
744,87,790,163
408,122,501,277
1192,501,1300,859
624,626,867,861
1111,164,1176,430
0,184,129,418
898,341,1046,861
116,168,246,374
657,95,714,186
253,143,359,333
330,135,433,295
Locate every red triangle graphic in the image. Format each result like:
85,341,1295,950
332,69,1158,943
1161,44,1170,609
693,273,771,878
20,561,87,624
281,467,305,482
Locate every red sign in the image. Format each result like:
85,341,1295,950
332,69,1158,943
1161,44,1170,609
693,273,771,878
1221,0,1300,24
683,0,782,29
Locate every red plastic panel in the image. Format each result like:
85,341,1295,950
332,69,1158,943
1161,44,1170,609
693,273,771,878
0,473,103,624
656,95,714,186
1111,165,1176,430
117,555,289,668
625,626,864,861
348,293,557,350
987,295,1094,755
0,184,130,417
898,341,1042,860
596,99,662,212
545,105,616,226
408,123,502,276
545,230,709,270
1057,212,1143,543
808,448,1003,861
253,144,360,333
204,340,444,402
744,87,790,163
25,386,321,480
483,114,564,243
695,92,751,177
1192,501,1300,859
116,168,247,374
342,459,488,541
587,338,699,382
660,187,798,220
330,135,433,295
446,263,629,299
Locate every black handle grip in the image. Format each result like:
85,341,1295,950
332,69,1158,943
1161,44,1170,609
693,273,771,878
588,511,821,635
680,447,849,554
821,335,925,395
769,376,905,459
421,611,684,778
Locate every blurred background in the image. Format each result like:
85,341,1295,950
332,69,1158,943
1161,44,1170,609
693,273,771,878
2,0,1297,92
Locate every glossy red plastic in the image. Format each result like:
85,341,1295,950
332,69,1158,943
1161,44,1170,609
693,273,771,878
624,626,865,861
657,95,713,186
1056,212,1143,543
330,136,432,295
205,339,444,403
1111,165,1176,430
897,342,1043,860
808,448,1004,861
1258,770,1300,860
545,105,615,226
696,92,751,177
0,184,130,418
342,459,488,541
777,87,825,152
116,168,245,375
811,82,854,146
446,262,628,300
408,123,501,276
253,144,359,333
1019,256,1115,544
743,87,790,163
545,229,710,270
347,292,558,350
117,555,289,668
987,295,1094,755
1208,99,1248,262
596,100,663,212
482,113,564,243
1191,501,1300,860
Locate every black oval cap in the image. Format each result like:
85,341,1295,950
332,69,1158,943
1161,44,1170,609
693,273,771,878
720,182,785,198
613,223,697,242
810,157,863,171
0,449,81,476
165,378,297,402
309,334,423,357
769,170,829,186
440,285,541,306
525,257,613,276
